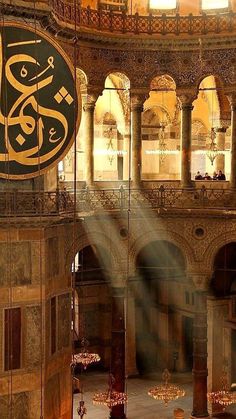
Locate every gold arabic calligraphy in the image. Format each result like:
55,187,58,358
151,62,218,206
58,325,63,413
0,33,70,168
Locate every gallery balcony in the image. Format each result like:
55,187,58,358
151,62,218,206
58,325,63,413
51,0,236,36
0,182,235,218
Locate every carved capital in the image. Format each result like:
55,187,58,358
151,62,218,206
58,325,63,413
130,89,149,112
111,286,125,298
226,91,236,111
187,269,212,291
82,90,101,111
176,90,196,109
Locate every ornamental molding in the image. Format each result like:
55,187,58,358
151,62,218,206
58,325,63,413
76,45,236,90
2,5,236,91
3,2,236,52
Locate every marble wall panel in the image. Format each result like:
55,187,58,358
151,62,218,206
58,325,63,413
24,306,41,368
31,241,42,285
58,293,71,350
0,242,31,287
45,373,60,419
28,389,41,419
84,309,99,340
0,391,29,419
46,237,59,278
45,299,51,359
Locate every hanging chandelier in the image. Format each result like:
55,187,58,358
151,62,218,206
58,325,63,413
148,369,186,406
93,374,128,409
206,128,219,166
72,338,101,370
207,372,236,407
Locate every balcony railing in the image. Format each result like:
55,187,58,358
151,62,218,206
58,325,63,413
51,0,236,35
0,186,235,217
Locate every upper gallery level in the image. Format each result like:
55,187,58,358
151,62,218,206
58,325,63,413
3,0,236,37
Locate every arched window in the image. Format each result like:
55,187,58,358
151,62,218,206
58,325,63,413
149,0,177,10
202,0,229,10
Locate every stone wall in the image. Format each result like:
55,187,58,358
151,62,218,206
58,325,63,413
0,222,74,419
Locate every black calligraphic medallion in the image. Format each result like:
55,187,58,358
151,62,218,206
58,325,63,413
0,23,80,179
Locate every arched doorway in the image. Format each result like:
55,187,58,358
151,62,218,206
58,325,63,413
211,242,236,384
73,244,112,369
134,240,193,374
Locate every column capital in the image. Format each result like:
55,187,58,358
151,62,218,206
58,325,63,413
111,286,125,298
176,90,196,109
187,269,212,290
82,89,102,110
130,89,149,111
226,91,236,110
215,126,227,133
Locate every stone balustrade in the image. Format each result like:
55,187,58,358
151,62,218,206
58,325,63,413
0,184,235,217
51,0,236,36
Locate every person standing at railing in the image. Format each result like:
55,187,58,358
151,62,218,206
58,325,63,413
203,172,211,180
217,170,226,180
195,171,203,180
61,186,69,211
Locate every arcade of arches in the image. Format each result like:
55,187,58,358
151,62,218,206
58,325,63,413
1,1,236,419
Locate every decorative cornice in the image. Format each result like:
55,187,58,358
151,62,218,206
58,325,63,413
2,2,236,52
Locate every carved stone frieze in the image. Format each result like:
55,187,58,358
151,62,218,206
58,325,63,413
76,45,236,92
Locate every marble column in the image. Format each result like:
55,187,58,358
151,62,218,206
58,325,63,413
125,286,138,376
207,297,229,417
191,291,210,419
215,127,226,173
178,93,195,188
227,94,236,188
83,94,99,186
110,286,126,419
130,93,146,188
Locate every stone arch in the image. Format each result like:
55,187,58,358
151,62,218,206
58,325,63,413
143,105,172,126
129,228,195,274
76,68,88,91
95,70,131,92
196,73,226,93
148,73,177,91
65,230,121,274
95,72,130,134
215,76,231,125
204,228,236,275
192,118,208,136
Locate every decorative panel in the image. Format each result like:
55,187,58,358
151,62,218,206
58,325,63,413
0,23,80,180
0,392,29,419
51,296,56,354
46,237,59,278
57,293,71,350
0,242,31,287
45,374,60,419
24,306,41,368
